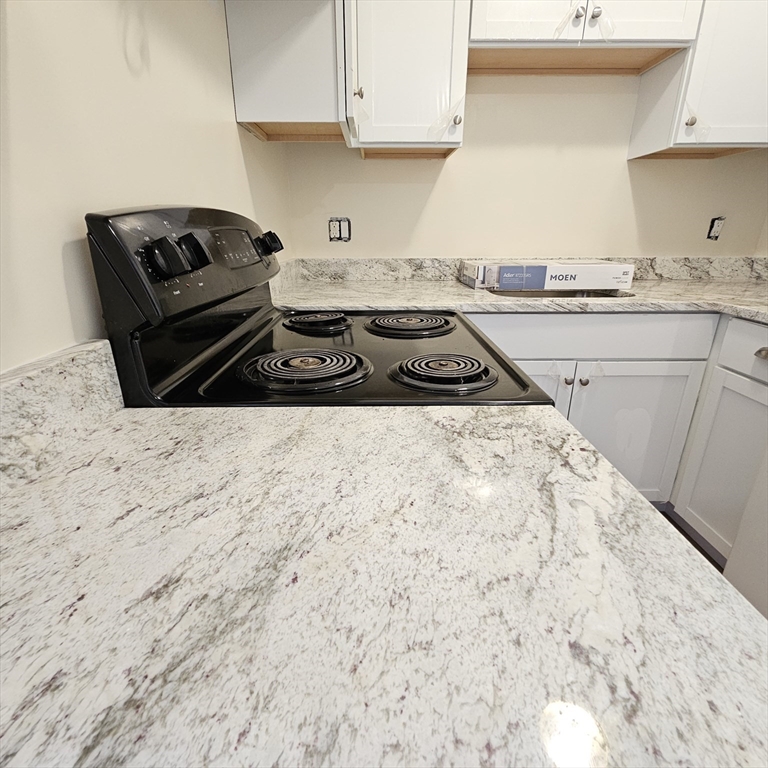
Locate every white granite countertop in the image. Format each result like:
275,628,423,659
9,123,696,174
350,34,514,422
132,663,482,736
273,278,768,325
1,342,767,767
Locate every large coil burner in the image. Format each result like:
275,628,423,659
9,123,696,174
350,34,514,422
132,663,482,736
282,312,353,336
388,354,498,394
364,314,456,339
240,349,373,393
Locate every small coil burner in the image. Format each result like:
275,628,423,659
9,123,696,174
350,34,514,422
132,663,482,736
364,313,455,339
283,312,353,336
240,349,372,393
389,354,498,394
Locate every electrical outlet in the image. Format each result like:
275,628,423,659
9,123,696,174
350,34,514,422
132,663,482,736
329,217,351,242
707,216,726,241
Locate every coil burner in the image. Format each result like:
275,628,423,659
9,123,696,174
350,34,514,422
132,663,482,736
364,314,455,339
282,312,353,336
388,354,498,394
240,349,372,393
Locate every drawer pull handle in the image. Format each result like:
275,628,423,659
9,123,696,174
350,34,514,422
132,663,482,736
564,377,574,386
579,377,590,386
755,347,768,360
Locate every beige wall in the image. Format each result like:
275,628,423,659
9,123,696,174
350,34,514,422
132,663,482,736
283,76,768,260
756,216,768,257
0,0,290,373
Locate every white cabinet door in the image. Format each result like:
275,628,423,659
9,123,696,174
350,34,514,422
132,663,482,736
675,0,768,145
567,361,705,502
724,451,768,618
226,0,340,123
582,0,703,42
516,360,577,416
350,0,470,145
471,0,586,41
674,368,768,558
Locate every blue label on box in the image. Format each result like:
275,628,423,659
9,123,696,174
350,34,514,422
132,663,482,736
498,268,525,289
523,265,547,289
498,265,547,290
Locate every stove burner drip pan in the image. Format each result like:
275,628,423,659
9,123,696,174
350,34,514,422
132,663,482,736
364,314,456,338
240,349,373,393
389,354,498,394
283,312,353,336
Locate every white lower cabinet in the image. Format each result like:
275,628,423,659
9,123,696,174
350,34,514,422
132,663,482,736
673,367,768,560
514,360,576,417
567,361,704,502
723,452,768,618
517,359,705,502
469,312,717,505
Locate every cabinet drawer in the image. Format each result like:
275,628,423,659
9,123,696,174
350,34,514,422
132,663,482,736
719,318,768,384
467,313,718,360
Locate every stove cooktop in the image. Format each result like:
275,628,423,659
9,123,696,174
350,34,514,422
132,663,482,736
84,206,552,409
188,310,550,406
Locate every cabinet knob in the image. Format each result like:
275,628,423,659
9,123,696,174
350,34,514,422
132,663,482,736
755,347,768,360
591,5,603,18
354,87,364,99
564,377,574,386
575,5,586,18
453,115,462,125
685,116,698,127
579,378,590,386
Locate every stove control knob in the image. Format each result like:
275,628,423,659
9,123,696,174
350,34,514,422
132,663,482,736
143,236,190,279
253,231,284,259
177,232,212,270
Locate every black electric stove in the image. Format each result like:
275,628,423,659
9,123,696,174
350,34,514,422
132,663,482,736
85,206,552,408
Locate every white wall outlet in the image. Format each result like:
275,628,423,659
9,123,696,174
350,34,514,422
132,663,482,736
707,216,726,241
329,217,351,242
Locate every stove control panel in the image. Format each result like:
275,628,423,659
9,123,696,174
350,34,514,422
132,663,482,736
210,227,283,270
85,207,282,326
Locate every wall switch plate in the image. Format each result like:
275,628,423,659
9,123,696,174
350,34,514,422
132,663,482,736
707,216,726,241
329,217,351,242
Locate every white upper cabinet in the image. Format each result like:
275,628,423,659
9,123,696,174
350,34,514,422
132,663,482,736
674,0,768,145
470,0,703,42
225,0,346,142
226,0,471,154
345,0,471,151
582,0,703,42
628,0,768,158
470,0,586,41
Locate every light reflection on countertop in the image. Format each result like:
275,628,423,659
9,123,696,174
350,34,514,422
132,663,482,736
540,702,608,768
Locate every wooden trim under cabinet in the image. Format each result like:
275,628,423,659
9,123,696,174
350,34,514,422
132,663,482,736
240,122,345,143
635,146,758,160
359,148,457,160
467,46,684,76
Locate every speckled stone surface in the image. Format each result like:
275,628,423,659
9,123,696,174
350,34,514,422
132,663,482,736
276,256,768,285
273,277,768,324
2,394,767,767
0,341,123,495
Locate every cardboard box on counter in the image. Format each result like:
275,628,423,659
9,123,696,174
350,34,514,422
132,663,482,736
460,260,634,291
